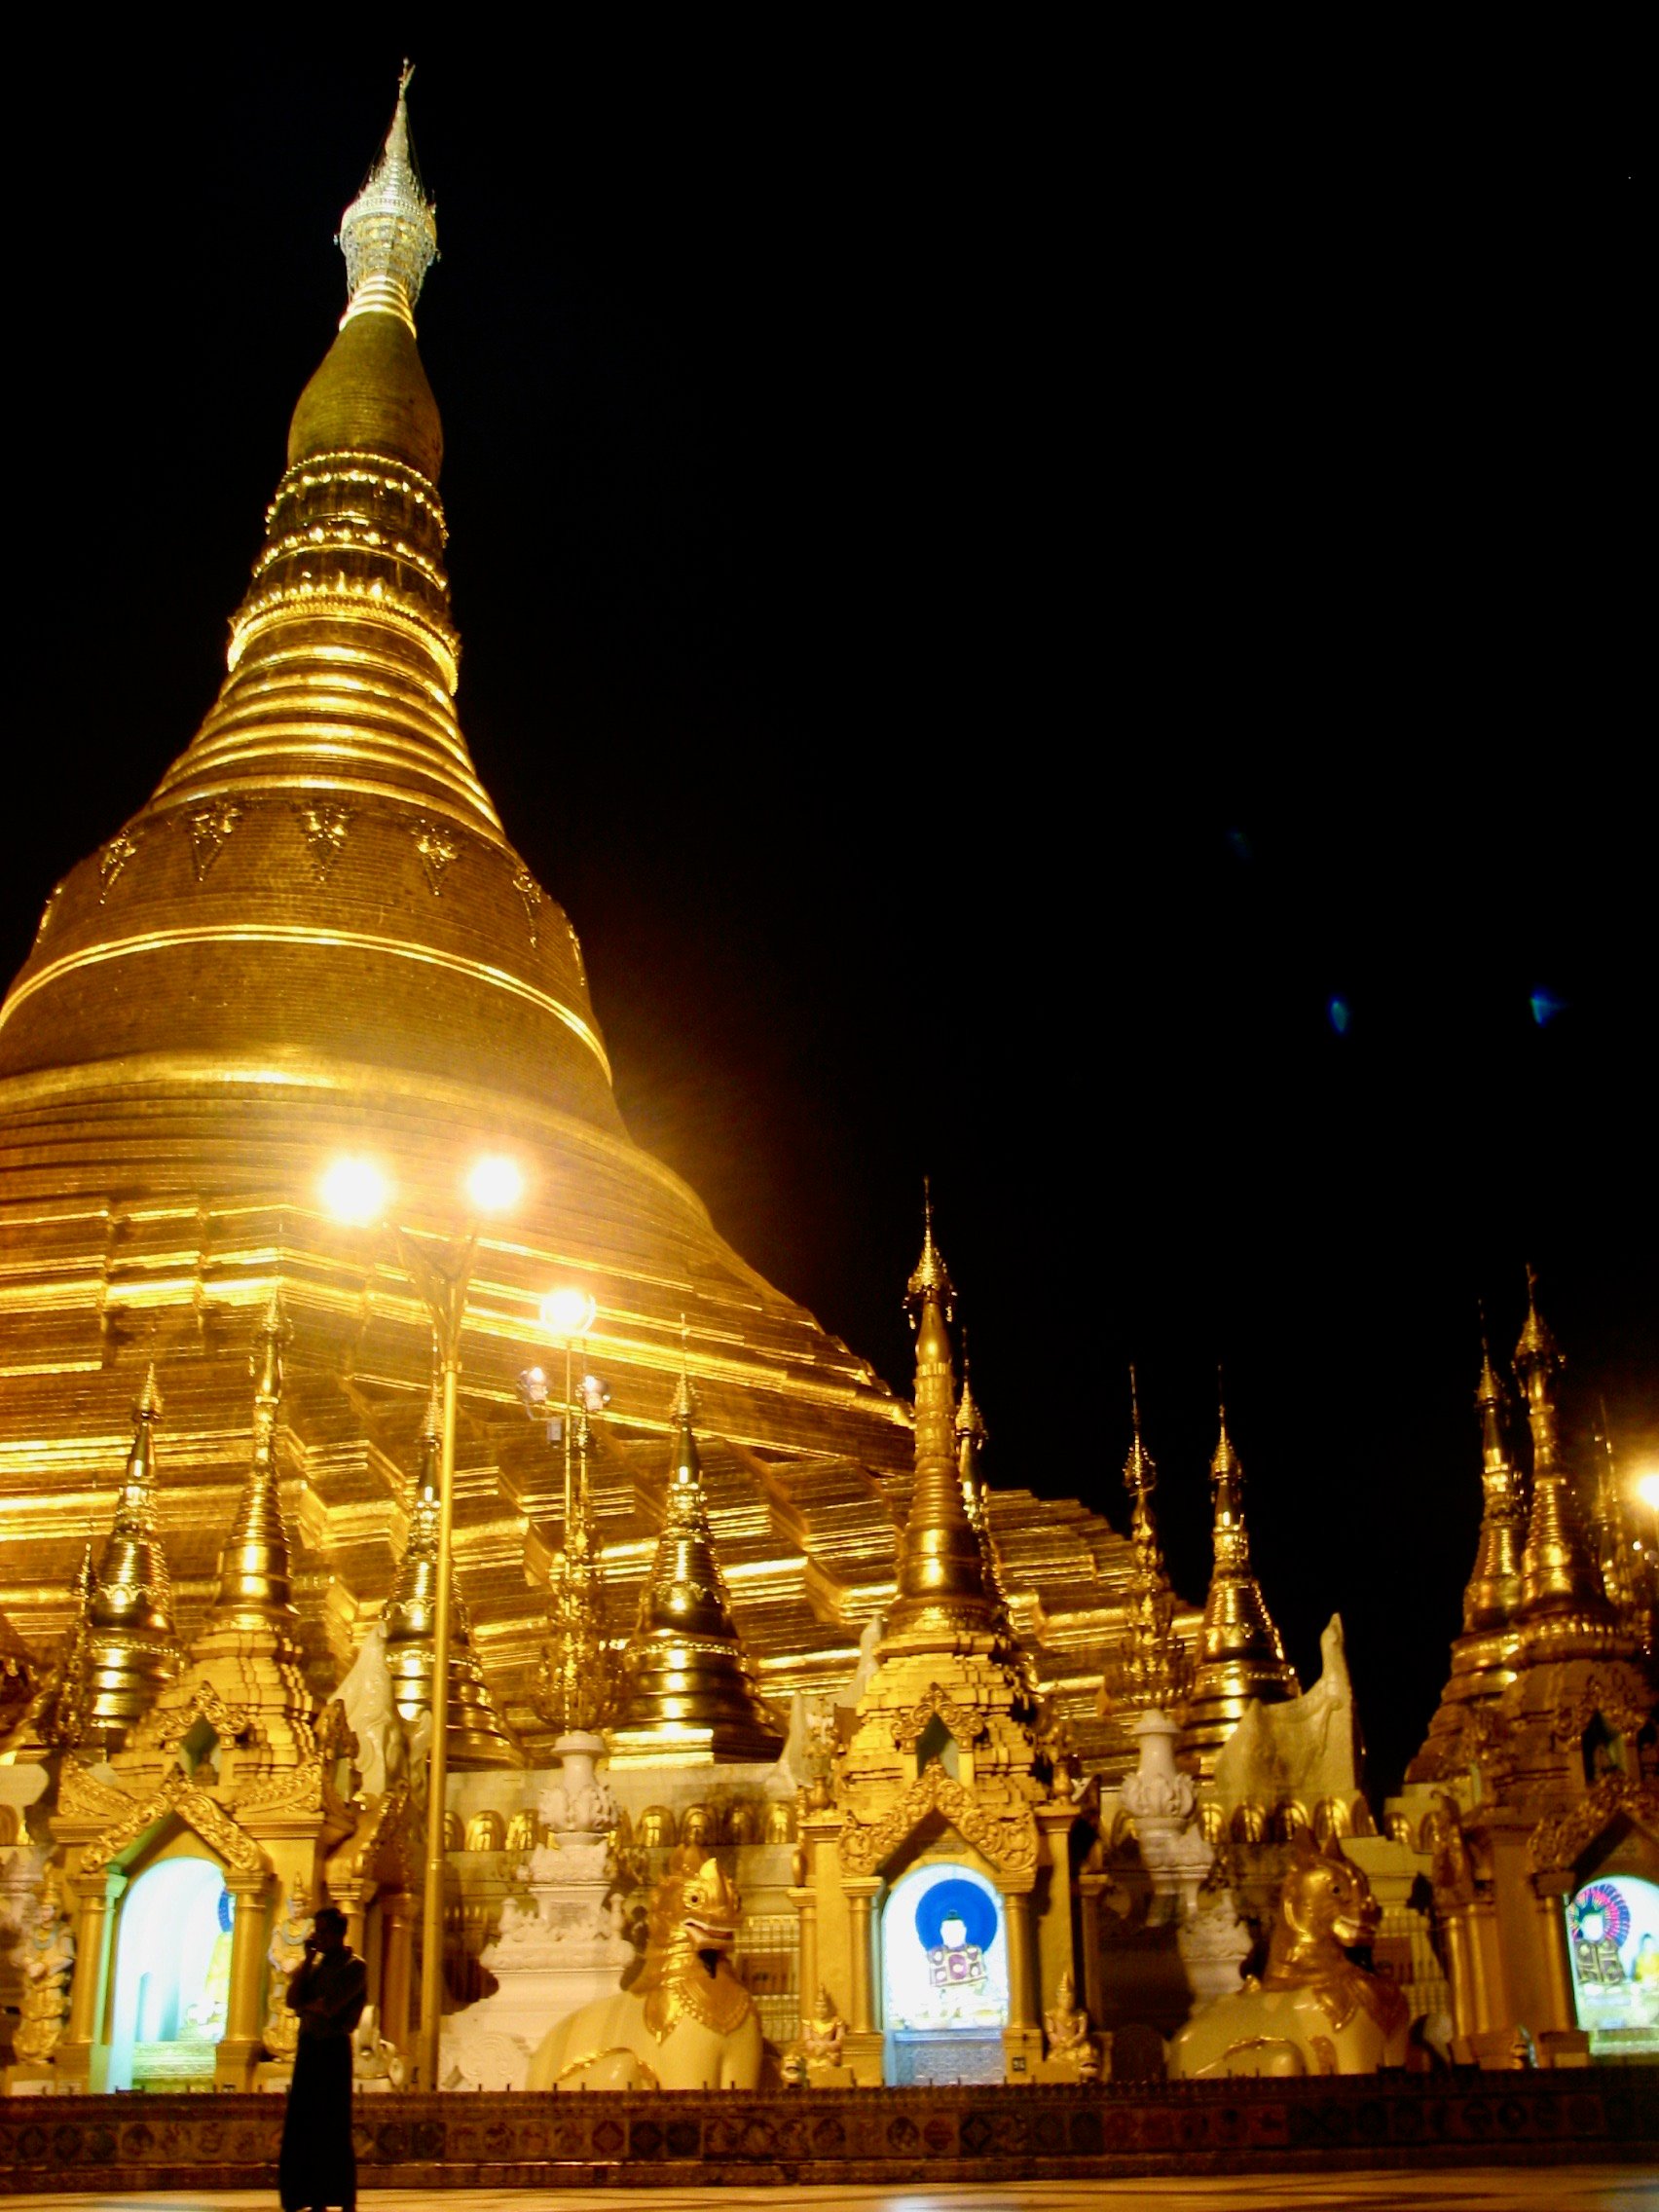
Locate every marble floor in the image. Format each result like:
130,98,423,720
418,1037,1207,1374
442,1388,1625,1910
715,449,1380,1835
4,2175,1656,2212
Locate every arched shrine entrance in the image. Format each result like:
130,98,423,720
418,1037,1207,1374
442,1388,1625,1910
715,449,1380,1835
107,1855,232,2089
881,1861,1009,2084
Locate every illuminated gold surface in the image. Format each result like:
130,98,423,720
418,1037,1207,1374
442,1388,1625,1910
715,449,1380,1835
1100,1372,1195,1721
1512,1272,1627,1657
1181,1406,1298,1774
0,86,1168,1791
608,1371,784,1765
535,1409,617,1735
384,1389,520,1767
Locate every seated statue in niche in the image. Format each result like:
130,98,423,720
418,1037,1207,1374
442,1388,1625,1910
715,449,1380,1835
799,1984,845,2069
1169,1830,1410,2078
1043,1967,1101,2082
637,1806,676,1848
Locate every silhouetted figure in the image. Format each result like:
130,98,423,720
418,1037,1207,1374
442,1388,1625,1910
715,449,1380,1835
278,1903,367,2212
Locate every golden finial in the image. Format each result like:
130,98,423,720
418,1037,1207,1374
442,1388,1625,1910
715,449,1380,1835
338,63,439,336
1211,1367,1240,1483
209,1301,297,1628
132,1361,164,1423
955,1331,986,1443
1124,1365,1157,1497
608,1371,783,1761
670,1314,699,1424
905,1179,954,1324
1514,1264,1560,1370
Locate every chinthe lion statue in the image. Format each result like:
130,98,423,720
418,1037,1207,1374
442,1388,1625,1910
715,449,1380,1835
1169,1828,1410,2078
526,1845,763,2090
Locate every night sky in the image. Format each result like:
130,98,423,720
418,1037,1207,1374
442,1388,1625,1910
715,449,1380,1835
4,37,1648,1797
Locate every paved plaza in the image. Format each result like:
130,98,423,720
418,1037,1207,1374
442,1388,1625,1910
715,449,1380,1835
4,2170,1658,2211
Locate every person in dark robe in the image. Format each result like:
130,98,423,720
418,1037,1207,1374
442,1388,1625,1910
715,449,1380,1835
278,1902,368,2212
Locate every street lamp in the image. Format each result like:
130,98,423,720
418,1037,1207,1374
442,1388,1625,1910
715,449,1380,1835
538,1287,597,1537
321,1149,522,2093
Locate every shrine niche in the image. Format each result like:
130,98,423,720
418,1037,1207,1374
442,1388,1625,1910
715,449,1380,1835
881,1862,1009,2084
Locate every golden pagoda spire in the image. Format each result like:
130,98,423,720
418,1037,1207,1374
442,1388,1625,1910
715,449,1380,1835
1406,1323,1533,1783
1589,1401,1639,1622
955,1346,1023,1670
73,1366,181,1746
1103,1367,1191,1719
384,1382,521,1766
1513,1269,1627,1656
1460,1323,1529,1636
208,1299,298,1631
535,1386,617,1737
885,1194,995,1643
338,62,439,336
1181,1379,1298,1774
608,1355,784,1765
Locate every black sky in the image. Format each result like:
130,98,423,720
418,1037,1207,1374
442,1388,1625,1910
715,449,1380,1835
3,35,1650,1796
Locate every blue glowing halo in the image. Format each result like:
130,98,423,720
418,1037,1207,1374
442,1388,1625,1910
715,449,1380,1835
914,1876,999,1954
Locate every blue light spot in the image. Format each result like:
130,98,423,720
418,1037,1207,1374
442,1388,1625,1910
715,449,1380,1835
1225,829,1253,863
1328,996,1350,1035
1530,989,1566,1027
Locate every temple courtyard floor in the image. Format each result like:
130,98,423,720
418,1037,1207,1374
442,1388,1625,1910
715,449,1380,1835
4,2176,1657,2211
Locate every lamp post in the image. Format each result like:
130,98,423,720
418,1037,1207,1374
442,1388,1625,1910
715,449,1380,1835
538,1287,598,1540
320,1150,523,2094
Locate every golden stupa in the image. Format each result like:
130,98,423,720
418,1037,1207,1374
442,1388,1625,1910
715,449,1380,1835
0,79,1177,1769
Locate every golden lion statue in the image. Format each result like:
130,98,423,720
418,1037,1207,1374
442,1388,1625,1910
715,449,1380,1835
526,1846,763,2090
1169,1829,1409,2077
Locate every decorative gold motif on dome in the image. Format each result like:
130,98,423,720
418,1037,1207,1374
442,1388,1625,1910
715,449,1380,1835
295,799,352,879
97,830,138,903
567,919,587,985
511,864,543,946
32,885,60,944
412,821,460,894
187,802,243,882
837,1762,1038,1878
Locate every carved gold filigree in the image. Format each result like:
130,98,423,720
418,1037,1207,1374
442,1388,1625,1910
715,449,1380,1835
1527,1773,1659,1878
511,864,543,947
55,1763,141,1826
295,800,352,879
412,822,459,894
88,1766,267,1877
187,802,243,881
891,1683,987,1752
1543,1666,1654,1748
837,1762,1037,1877
97,830,139,903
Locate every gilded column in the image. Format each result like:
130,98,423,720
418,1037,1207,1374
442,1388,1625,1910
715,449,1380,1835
1004,1888,1038,2030
1076,1867,1107,2032
845,1880,879,2034
62,1868,127,2086
216,1869,272,2089
789,1883,819,2023
1035,1804,1079,2024
380,1893,415,2053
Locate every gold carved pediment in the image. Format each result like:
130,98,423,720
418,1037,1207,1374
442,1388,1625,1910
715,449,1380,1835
838,1762,1037,1879
890,1684,987,1752
89,1765,267,1878
1527,1773,1659,1880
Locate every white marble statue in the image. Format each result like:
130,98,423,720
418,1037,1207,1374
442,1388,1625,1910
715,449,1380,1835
332,1622,406,1801
1211,1614,1362,1814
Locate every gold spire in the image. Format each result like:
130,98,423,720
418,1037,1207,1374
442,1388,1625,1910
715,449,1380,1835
338,63,439,336
384,1384,521,1766
956,1349,1023,1672
608,1369,784,1765
1181,1383,1298,1773
67,1367,182,1747
1405,1326,1532,1784
208,1299,298,1630
884,1197,994,1643
1513,1270,1626,1655
535,1391,617,1736
1460,1326,1529,1637
1103,1368,1191,1719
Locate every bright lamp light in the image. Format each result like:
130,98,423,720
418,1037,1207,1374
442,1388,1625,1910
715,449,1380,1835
1637,1470,1659,1514
320,1157,390,1226
466,1155,524,1215
540,1287,597,1339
